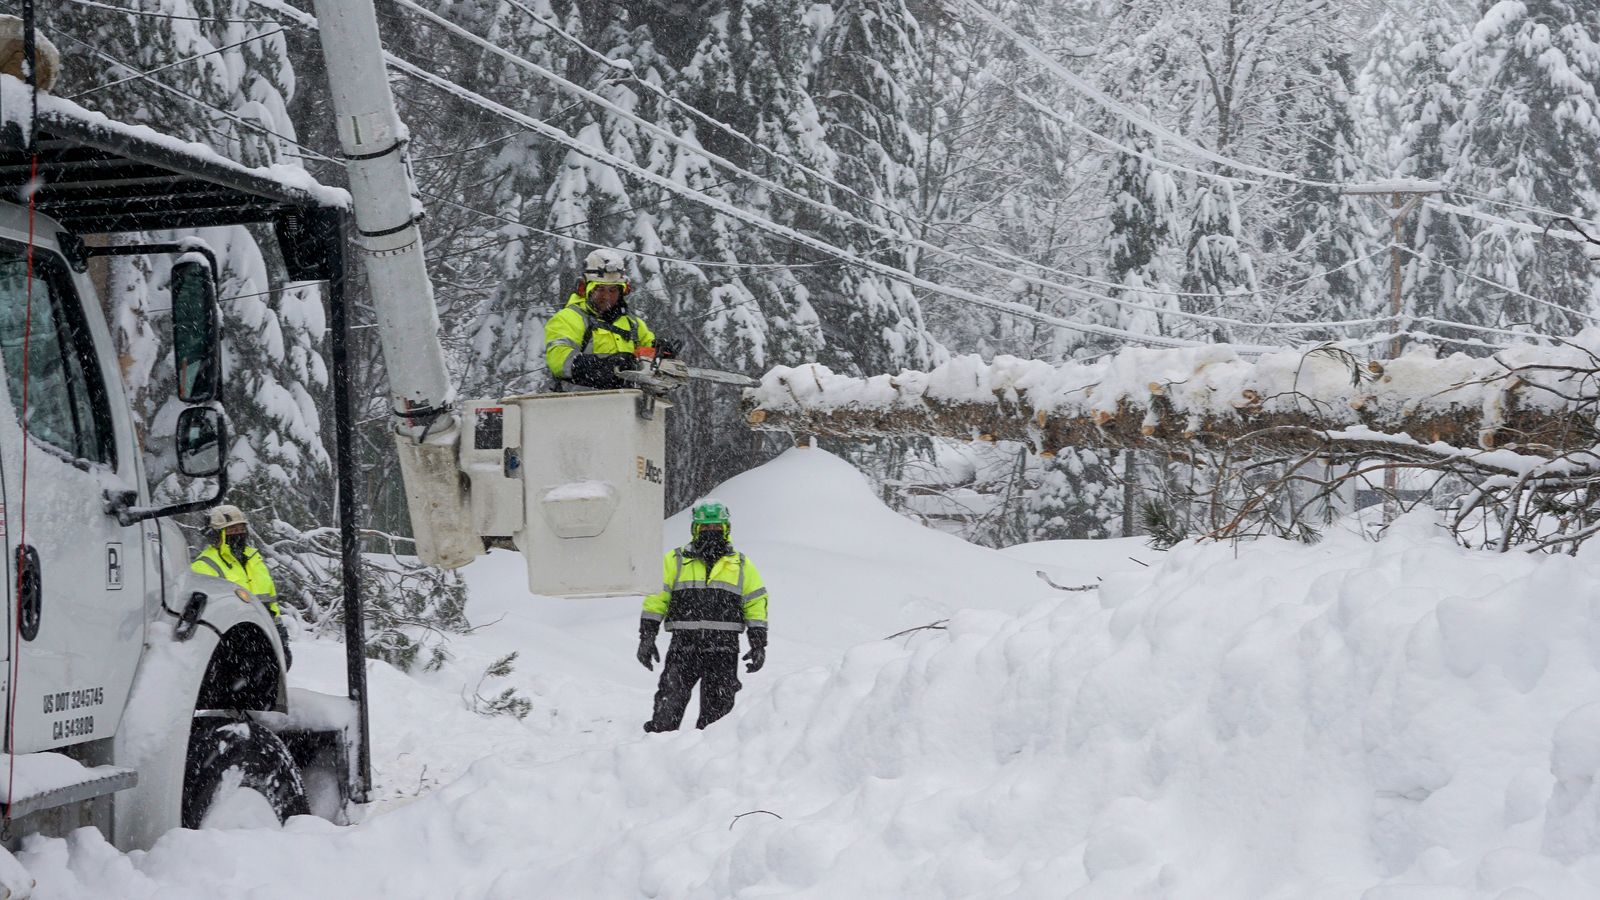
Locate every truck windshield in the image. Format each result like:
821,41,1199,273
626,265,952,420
0,242,117,467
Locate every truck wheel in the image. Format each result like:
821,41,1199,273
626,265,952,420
183,717,309,829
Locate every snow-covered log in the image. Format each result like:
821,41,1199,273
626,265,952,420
743,342,1600,461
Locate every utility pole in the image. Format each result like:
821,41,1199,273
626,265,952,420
1342,181,1441,523
1122,450,1136,537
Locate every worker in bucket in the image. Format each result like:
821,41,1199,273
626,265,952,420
543,248,677,390
637,500,768,731
192,504,292,667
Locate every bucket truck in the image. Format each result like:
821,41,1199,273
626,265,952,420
0,26,362,855
311,0,751,598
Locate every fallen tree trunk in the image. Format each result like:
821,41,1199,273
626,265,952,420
742,344,1600,464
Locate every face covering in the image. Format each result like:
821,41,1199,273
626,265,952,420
225,533,248,559
690,530,730,562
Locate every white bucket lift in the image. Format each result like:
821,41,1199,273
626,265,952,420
452,390,669,598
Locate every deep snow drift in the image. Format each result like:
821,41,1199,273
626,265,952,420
13,449,1600,898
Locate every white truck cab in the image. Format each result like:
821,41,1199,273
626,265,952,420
0,74,363,852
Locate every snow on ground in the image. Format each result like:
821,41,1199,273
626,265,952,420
14,448,1600,897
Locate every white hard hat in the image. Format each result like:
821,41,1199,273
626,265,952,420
583,248,627,281
208,504,247,530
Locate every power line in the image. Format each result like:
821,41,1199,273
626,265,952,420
960,241,1391,320
339,0,1549,352
1443,187,1600,233
243,0,1226,350
493,0,912,232
238,0,1473,345
61,0,289,25
46,1,889,283
68,28,285,100
1425,197,1592,246
955,0,1345,190
391,0,1378,344
16,14,340,169
963,0,1600,250
1398,245,1600,325
419,187,846,272
1010,86,1255,188
384,48,1238,351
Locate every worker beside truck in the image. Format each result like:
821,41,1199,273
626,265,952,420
192,504,293,667
543,248,678,391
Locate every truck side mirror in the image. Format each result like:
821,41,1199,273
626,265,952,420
172,259,219,403
176,407,225,478
105,406,229,525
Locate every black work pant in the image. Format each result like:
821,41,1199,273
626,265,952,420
645,630,741,732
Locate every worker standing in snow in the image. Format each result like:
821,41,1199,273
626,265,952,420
544,248,676,390
637,500,768,731
192,504,292,667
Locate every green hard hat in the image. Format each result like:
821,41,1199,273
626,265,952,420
691,500,730,528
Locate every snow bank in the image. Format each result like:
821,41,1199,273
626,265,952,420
13,452,1600,897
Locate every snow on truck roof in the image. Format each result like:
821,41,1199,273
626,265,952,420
0,74,349,235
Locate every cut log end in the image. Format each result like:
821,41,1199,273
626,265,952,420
747,409,768,425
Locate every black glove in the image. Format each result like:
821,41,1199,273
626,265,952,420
637,619,661,671
743,627,767,673
275,618,293,671
568,353,635,389
652,338,679,360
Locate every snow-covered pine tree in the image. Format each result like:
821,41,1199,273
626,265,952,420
1180,180,1256,328
807,0,936,377
1267,49,1378,338
642,0,831,508
1391,7,1473,340
1103,113,1183,341
1025,448,1120,540
1447,0,1600,336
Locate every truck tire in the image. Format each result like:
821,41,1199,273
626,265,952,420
183,717,309,829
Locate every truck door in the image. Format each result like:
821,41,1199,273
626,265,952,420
0,237,146,753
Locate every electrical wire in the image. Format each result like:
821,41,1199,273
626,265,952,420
477,0,1443,337
135,0,1575,352
1443,186,1600,233
61,0,288,25
1424,197,1593,246
1010,86,1256,187
954,0,1348,190
1398,246,1600,325
242,0,1230,349
391,0,1399,342
8,13,340,169
961,0,1600,251
67,27,285,100
386,50,1233,351
418,188,845,272
492,0,915,231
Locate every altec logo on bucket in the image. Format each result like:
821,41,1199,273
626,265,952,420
636,456,663,484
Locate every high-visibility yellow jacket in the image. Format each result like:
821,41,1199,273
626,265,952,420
192,542,280,617
543,291,656,381
642,547,768,633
